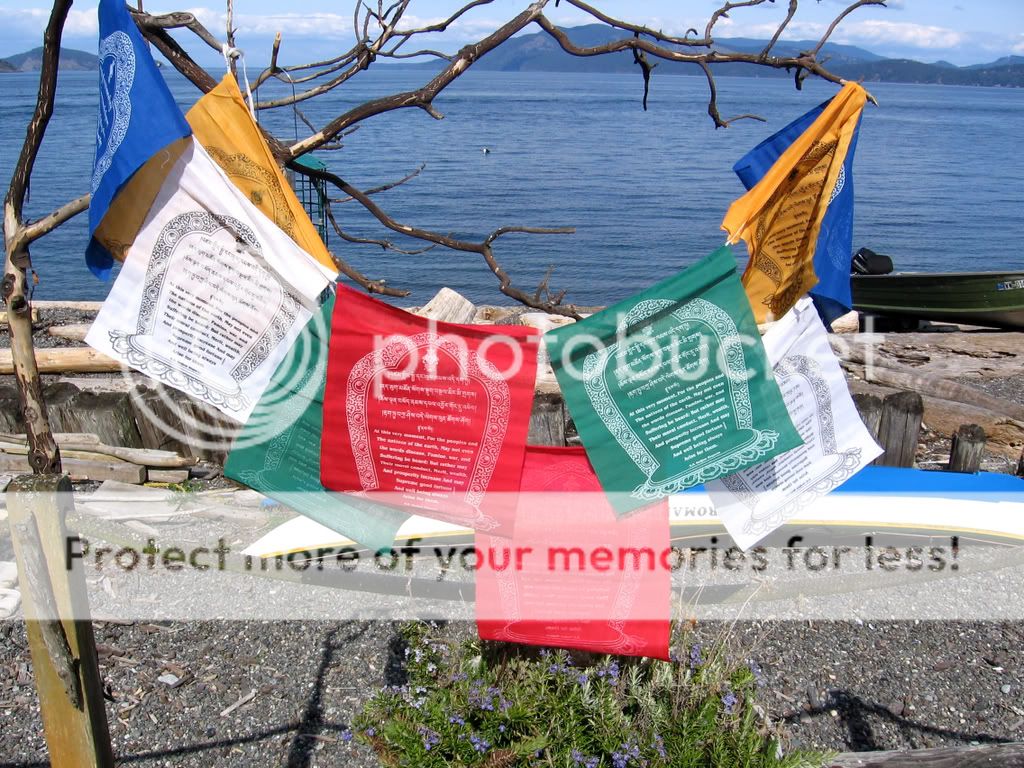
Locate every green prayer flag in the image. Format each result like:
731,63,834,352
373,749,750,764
545,246,802,514
225,295,407,553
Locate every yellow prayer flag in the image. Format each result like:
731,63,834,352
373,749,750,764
95,74,337,275
721,82,867,323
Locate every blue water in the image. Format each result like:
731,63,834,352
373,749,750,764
1,67,1021,305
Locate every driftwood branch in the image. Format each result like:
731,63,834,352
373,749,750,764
1,0,70,474
297,163,580,316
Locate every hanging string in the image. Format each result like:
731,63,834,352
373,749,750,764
221,44,256,121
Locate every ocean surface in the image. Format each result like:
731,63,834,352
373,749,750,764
0,67,1021,305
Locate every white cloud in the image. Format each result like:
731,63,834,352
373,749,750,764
832,19,964,50
2,6,97,38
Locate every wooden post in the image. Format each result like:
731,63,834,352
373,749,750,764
852,393,883,443
947,423,986,474
7,474,114,767
528,392,566,447
875,391,923,468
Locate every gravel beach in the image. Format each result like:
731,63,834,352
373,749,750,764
2,618,1024,767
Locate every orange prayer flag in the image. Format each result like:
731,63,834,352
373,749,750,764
95,74,337,275
721,82,867,323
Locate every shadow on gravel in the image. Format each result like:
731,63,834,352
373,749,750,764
787,689,1015,751
0,621,376,768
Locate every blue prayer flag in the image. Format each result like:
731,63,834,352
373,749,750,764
88,0,191,278
733,97,862,318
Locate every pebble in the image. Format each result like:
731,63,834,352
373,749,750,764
1001,684,1012,695
157,673,180,687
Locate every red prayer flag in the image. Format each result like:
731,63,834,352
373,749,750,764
476,446,671,660
320,283,540,534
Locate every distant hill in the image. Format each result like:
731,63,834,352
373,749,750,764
0,47,98,72
451,24,1022,87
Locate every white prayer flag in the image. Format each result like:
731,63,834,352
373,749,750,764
706,297,883,550
86,140,333,422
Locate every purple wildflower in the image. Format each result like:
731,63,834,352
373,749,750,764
689,644,703,670
417,725,441,751
340,730,353,743
469,734,491,754
748,659,765,687
449,713,465,726
653,733,666,759
365,727,376,737
722,690,738,715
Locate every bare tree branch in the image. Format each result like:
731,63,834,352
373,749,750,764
295,163,581,316
761,0,799,58
330,163,426,203
698,61,767,129
812,0,887,56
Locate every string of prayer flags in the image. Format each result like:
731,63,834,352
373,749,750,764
88,0,192,278
320,283,540,534
721,82,867,324
476,446,671,660
705,297,882,550
86,140,333,422
225,295,408,554
732,92,863,323
545,246,802,514
94,74,338,276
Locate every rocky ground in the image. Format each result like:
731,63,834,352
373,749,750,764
1,618,1023,767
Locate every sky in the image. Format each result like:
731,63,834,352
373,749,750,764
0,0,1022,66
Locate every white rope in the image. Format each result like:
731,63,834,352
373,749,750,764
221,43,257,121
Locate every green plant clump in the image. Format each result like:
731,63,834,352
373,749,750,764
353,623,828,768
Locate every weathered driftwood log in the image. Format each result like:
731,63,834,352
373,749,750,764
848,379,1024,460
0,347,122,374
840,358,1024,422
829,741,1024,767
875,391,923,468
947,423,987,473
30,300,103,311
46,323,90,342
412,287,477,324
42,384,144,450
0,433,193,468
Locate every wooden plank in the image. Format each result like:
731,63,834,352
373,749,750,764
948,423,987,473
146,468,190,483
0,347,123,374
412,288,477,324
46,324,90,342
875,391,923,468
830,742,1024,767
0,453,146,484
6,474,114,767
